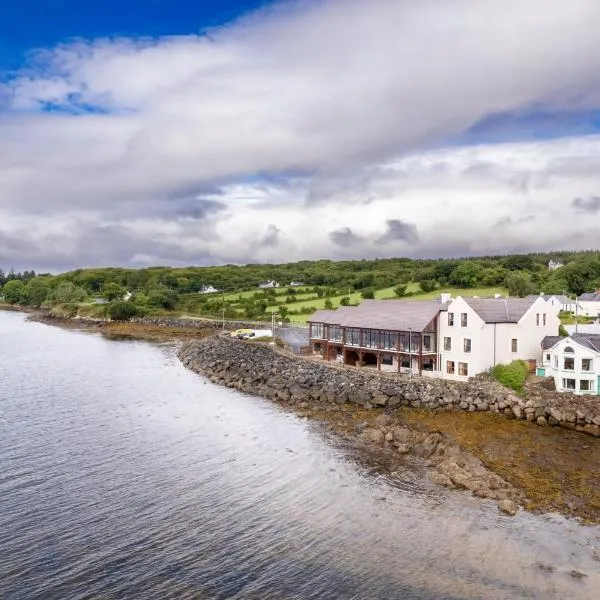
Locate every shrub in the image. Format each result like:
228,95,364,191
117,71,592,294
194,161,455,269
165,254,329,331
361,288,375,300
490,360,529,394
419,280,437,293
107,301,139,321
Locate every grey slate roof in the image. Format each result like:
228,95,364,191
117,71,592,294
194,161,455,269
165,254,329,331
307,307,356,324
527,294,571,304
579,291,600,301
542,333,600,352
309,299,443,332
464,297,536,324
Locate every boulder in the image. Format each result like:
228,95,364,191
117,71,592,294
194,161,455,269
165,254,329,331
498,499,518,516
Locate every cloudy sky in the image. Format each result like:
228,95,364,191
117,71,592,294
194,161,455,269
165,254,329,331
2,0,600,271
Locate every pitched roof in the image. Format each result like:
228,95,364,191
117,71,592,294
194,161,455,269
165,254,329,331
542,334,600,352
463,297,537,323
322,299,444,332
527,294,571,304
579,291,600,302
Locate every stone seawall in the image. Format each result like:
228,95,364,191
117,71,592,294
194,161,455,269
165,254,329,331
179,336,600,438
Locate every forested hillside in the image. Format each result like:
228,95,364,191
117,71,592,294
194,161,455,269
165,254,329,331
1,250,599,323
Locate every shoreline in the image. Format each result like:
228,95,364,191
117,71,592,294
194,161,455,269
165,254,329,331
179,335,600,523
5,307,599,523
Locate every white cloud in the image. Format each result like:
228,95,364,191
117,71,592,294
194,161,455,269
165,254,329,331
1,0,600,269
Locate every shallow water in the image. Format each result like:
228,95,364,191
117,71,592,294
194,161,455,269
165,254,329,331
0,310,598,599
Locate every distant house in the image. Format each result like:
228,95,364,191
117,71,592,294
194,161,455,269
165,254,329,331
123,291,132,301
289,281,305,287
538,334,600,395
200,285,219,294
548,259,564,270
258,280,280,289
527,294,578,314
578,291,600,318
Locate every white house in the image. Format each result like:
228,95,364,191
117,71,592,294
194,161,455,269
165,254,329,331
200,285,219,294
548,259,564,270
258,280,280,289
538,334,600,395
289,281,305,287
528,294,578,314
578,291,600,318
439,296,560,381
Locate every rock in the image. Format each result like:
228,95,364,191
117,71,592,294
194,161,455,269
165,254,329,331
497,499,518,516
427,471,453,487
536,416,548,426
384,432,394,442
374,413,392,427
569,570,587,579
397,443,411,454
373,394,388,407
361,428,385,444
511,404,523,419
391,426,411,444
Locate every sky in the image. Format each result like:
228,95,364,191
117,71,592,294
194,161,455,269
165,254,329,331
2,0,600,272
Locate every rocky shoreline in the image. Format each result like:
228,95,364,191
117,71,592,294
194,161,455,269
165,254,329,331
178,336,535,513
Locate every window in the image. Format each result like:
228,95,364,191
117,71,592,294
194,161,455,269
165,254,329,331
423,334,432,351
536,313,540,326
564,357,575,371
543,313,547,326
463,338,471,353
461,313,468,327
554,355,558,368
458,362,468,376
381,353,394,366
363,330,378,348
444,337,452,351
446,360,455,374
582,358,593,372
580,379,593,392
511,338,518,353
400,357,411,368
564,346,574,353
381,331,397,350
329,325,342,342
448,312,454,326
562,378,576,390
346,328,360,346
311,323,323,338
545,353,551,362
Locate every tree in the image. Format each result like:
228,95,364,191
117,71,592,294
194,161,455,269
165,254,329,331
449,262,482,288
23,277,50,307
49,282,87,305
324,299,333,309
2,280,25,304
505,271,534,297
339,296,350,306
393,284,408,297
103,282,125,301
419,280,437,293
361,288,375,299
107,301,139,321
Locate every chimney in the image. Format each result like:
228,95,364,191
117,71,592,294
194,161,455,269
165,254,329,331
440,292,452,304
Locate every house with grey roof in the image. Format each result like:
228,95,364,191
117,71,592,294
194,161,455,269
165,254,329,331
438,295,560,380
527,294,579,314
538,334,600,395
307,299,445,374
578,290,600,318
307,294,560,380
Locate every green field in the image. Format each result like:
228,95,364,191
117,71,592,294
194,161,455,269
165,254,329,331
279,285,508,323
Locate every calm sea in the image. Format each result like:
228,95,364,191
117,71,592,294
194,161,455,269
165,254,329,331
0,310,598,599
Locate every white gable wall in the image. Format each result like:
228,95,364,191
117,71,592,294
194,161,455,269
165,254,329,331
439,296,560,381
578,300,600,318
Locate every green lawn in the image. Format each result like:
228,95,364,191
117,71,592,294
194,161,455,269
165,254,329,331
282,285,508,324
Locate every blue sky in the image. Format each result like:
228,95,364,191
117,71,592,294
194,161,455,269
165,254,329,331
0,0,268,70
1,0,600,271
